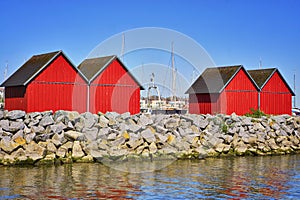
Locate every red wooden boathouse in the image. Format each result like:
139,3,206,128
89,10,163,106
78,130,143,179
78,55,143,114
248,68,294,115
186,65,259,115
1,51,87,113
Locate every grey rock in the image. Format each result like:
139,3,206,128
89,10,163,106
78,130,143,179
72,141,85,158
11,148,26,160
25,141,46,161
268,138,279,150
165,118,180,129
82,127,98,141
120,112,131,120
35,133,53,142
271,123,280,130
31,126,45,134
228,127,237,134
127,138,143,149
235,145,248,154
98,127,110,139
138,114,153,126
156,132,168,143
29,112,41,119
0,120,9,130
47,141,57,153
51,133,65,146
50,122,67,134
90,149,108,158
160,145,177,154
174,139,190,151
222,135,233,144
0,110,4,120
141,128,156,143
118,123,129,133
281,124,293,135
65,130,82,141
105,112,120,119
178,127,187,137
111,137,126,147
205,135,222,148
156,125,168,134
185,134,198,144
6,121,25,132
28,119,40,127
194,146,208,158
41,110,53,117
127,124,141,133
25,132,36,143
12,130,24,141
195,119,209,129
253,122,265,131
272,115,286,124
66,111,80,121
99,115,109,126
0,136,20,153
180,115,194,123
81,112,97,128
242,117,253,126
107,133,117,140
56,146,67,158
74,117,84,132
53,110,67,121
149,142,157,154
39,116,54,127
6,110,25,120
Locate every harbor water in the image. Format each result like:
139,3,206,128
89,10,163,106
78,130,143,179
0,154,300,199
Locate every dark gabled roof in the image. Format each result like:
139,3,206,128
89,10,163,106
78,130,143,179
78,55,115,81
186,65,243,94
248,68,295,96
1,51,61,87
1,50,88,87
247,68,276,88
78,55,144,89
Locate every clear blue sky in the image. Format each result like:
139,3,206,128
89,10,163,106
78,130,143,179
0,0,299,106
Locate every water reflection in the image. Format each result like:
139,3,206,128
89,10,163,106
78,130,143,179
0,155,299,199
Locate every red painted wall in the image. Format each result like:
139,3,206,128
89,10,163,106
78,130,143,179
4,86,27,111
223,69,258,115
260,71,292,115
89,59,140,114
28,54,87,113
189,69,258,115
189,93,220,114
5,54,87,113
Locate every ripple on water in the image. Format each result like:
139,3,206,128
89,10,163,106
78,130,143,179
0,155,300,199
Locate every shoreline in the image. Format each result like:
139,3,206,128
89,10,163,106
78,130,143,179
0,110,299,166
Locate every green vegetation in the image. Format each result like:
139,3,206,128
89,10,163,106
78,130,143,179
221,122,228,133
245,108,267,118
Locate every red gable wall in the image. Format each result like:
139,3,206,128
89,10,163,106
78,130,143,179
260,71,292,115
89,59,140,114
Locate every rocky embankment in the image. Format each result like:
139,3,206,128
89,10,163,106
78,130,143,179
0,110,300,165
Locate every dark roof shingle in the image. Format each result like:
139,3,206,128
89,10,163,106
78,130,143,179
248,68,295,95
77,55,115,81
186,65,242,94
1,51,61,87
247,68,276,88
78,55,144,89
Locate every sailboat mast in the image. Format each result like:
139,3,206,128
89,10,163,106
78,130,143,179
294,71,296,108
121,33,125,62
171,42,176,101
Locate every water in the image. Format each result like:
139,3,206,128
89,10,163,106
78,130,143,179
0,155,300,199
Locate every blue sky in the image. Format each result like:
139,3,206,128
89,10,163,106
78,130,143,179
0,0,299,106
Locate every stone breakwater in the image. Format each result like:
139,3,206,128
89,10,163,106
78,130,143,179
0,110,300,165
